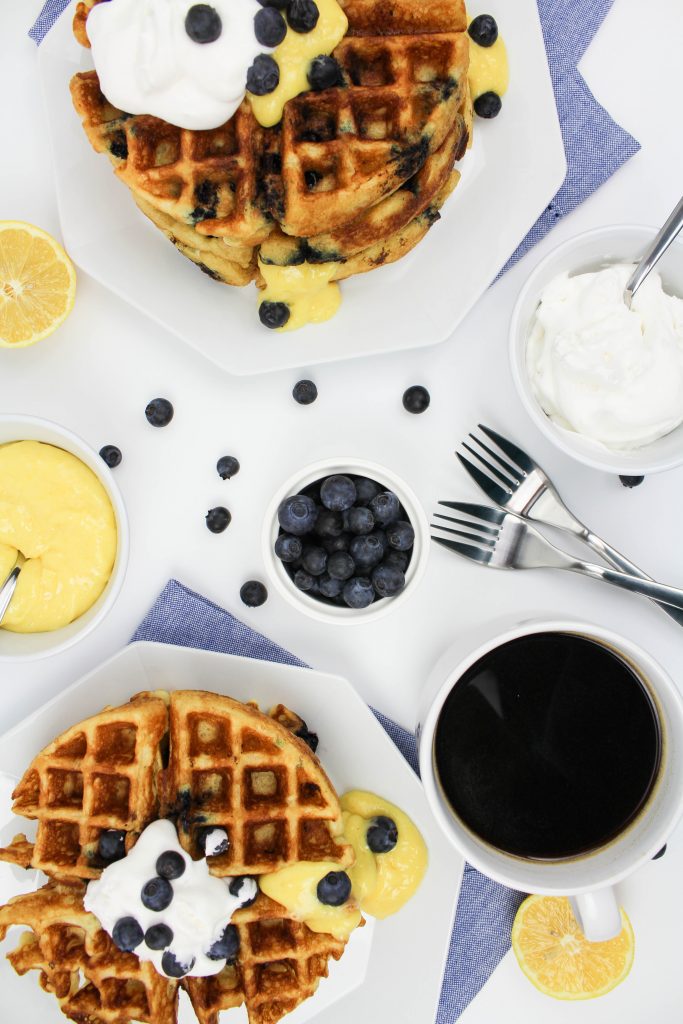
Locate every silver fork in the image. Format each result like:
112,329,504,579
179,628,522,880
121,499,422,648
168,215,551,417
431,503,683,612
457,424,683,626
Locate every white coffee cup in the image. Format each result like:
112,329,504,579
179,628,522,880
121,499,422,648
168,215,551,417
417,616,683,941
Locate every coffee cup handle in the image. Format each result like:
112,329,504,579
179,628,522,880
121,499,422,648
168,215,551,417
569,889,622,942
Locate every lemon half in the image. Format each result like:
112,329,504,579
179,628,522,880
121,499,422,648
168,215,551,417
0,221,76,347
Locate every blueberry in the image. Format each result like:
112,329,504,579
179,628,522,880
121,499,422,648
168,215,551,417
384,549,409,572
207,923,240,962
295,722,319,751
141,877,174,912
345,506,374,535
322,532,352,554
217,455,240,480
302,545,327,576
366,815,398,853
229,876,258,905
327,551,355,581
473,91,502,118
287,0,319,32
162,950,195,978
320,475,356,512
316,870,351,906
259,300,290,328
352,477,381,506
619,475,644,488
112,917,143,952
99,445,122,468
240,580,268,606
278,494,318,534
292,379,318,405
275,533,303,563
254,6,287,46
156,851,186,880
258,0,288,8
468,13,498,47
145,924,173,950
206,506,231,533
386,520,414,551
319,574,344,599
145,397,174,427
197,827,230,857
247,54,280,96
402,385,430,414
369,491,401,526
371,563,405,598
98,829,126,862
294,568,316,592
313,508,344,538
307,55,343,90
342,576,375,609
185,4,222,43
349,534,384,570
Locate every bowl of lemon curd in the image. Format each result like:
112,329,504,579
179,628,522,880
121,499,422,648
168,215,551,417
0,415,129,660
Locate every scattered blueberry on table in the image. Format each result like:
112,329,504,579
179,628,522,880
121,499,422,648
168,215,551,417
292,379,318,404
240,580,268,606
216,455,240,479
619,475,644,488
206,506,232,533
99,444,122,468
145,397,174,427
402,385,430,414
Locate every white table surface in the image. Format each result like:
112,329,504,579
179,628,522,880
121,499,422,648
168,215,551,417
2,0,683,1019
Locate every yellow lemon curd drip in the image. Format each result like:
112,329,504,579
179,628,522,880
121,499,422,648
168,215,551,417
0,441,117,633
341,790,428,918
248,0,348,128
467,20,509,100
261,790,427,937
258,259,341,330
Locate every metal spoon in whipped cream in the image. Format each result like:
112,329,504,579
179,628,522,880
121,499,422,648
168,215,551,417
624,194,683,307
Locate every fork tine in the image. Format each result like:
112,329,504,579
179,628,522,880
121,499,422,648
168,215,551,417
438,501,506,525
431,521,496,546
466,436,521,485
431,535,494,564
457,452,513,505
478,424,535,475
433,513,497,539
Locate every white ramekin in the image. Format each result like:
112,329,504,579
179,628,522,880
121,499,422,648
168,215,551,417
0,415,129,660
509,224,683,475
262,457,428,624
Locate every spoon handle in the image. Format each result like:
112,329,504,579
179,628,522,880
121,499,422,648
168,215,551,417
624,195,683,304
0,566,21,622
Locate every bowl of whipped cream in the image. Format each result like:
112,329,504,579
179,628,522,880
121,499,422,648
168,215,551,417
509,224,683,474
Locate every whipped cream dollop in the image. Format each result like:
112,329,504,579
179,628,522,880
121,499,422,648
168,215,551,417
84,820,257,978
87,0,268,130
526,264,683,450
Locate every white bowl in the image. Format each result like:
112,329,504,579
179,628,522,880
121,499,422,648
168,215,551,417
0,415,129,660
262,457,429,624
509,224,683,475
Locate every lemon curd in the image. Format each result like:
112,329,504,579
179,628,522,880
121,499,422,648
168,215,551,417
0,441,117,633
248,0,348,128
467,24,509,100
259,860,363,940
258,259,341,330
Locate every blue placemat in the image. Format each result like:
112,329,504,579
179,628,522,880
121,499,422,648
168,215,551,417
29,0,639,274
133,579,526,1021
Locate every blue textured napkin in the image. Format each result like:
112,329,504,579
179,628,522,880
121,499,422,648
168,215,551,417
29,0,639,272
132,579,525,1021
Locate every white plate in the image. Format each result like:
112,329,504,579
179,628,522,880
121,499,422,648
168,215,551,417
38,0,566,376
0,642,462,1024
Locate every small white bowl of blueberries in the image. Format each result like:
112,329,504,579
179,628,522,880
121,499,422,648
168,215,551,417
263,458,428,622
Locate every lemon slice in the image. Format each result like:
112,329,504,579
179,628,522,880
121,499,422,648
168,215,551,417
0,221,76,347
511,895,634,1000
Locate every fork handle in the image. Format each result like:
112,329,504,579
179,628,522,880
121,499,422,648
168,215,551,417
581,530,683,626
568,559,683,613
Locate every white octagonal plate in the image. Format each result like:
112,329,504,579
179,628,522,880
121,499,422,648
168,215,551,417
38,0,565,375
0,641,462,1024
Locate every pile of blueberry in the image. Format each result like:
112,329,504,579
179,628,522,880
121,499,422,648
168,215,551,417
275,473,415,609
246,0,343,97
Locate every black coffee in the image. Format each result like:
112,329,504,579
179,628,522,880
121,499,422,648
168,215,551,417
434,633,661,859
